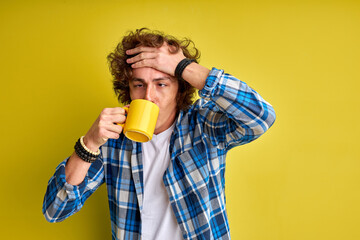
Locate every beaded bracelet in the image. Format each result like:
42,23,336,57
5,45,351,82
74,136,100,163
80,136,100,155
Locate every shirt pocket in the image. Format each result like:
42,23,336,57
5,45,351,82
177,143,210,189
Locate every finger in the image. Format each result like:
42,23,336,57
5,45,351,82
106,122,124,134
112,114,126,125
102,129,121,140
101,107,126,116
98,114,126,130
110,107,127,115
99,121,123,136
126,46,157,55
126,52,157,64
99,113,126,126
131,59,155,69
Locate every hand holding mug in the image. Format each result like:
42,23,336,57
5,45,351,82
83,99,159,152
83,107,127,151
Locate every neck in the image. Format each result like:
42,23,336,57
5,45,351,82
154,111,178,135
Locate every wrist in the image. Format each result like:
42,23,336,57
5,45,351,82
181,62,209,90
83,136,101,152
174,58,196,81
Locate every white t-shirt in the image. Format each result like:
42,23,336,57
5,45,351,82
141,123,183,240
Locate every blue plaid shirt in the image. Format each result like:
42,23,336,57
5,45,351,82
43,68,276,239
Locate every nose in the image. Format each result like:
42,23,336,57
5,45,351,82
144,84,156,102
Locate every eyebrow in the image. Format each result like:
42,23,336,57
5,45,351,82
131,77,174,83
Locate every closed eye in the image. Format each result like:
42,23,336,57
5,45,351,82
131,78,145,88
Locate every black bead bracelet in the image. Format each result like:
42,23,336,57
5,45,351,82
74,138,99,163
175,58,196,81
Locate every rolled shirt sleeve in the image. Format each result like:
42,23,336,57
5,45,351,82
198,67,276,150
42,156,104,222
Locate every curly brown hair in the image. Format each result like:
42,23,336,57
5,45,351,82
107,28,201,112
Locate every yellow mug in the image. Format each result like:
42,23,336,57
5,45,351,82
120,99,159,142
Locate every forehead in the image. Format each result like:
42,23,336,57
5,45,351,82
131,67,176,81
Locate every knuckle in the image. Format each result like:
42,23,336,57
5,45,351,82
98,121,105,129
99,129,105,136
118,125,123,132
99,115,107,122
114,107,123,114
101,108,109,114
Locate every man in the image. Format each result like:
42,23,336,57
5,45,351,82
43,28,276,240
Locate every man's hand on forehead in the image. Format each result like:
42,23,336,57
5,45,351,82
126,43,185,77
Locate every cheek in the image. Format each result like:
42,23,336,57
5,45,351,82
129,88,144,100
129,86,135,99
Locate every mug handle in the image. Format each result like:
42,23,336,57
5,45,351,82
117,106,129,127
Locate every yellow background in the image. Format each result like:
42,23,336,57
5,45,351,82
1,0,359,239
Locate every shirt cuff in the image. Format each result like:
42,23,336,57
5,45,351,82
198,67,224,100
54,158,87,201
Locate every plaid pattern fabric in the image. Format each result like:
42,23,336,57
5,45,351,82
43,68,276,239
